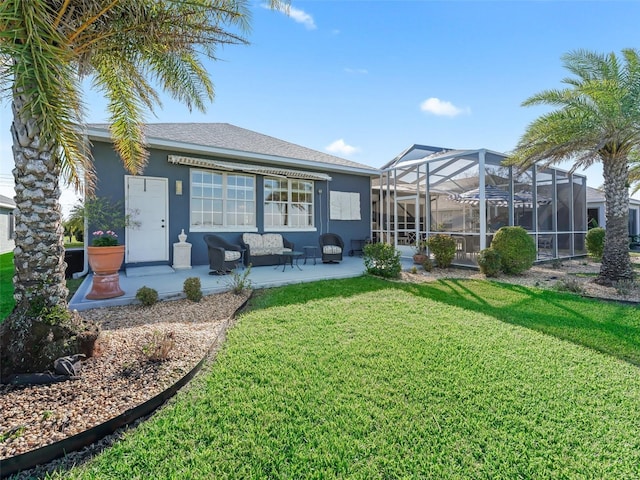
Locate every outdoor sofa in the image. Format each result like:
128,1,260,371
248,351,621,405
240,233,294,267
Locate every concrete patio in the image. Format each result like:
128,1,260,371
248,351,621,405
69,254,415,311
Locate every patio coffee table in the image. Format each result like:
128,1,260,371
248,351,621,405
276,251,304,272
302,245,318,265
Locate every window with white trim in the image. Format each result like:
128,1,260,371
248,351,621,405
190,169,255,230
264,178,314,228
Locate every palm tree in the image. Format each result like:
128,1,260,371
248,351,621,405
0,0,283,376
508,49,640,286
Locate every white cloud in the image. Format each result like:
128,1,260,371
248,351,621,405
326,139,360,156
288,6,317,30
265,3,317,30
420,97,470,117
344,68,368,75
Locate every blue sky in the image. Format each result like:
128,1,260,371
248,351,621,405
2,0,640,210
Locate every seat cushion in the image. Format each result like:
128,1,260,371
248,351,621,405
243,233,263,250
224,251,241,261
262,234,284,250
250,247,291,256
323,245,342,255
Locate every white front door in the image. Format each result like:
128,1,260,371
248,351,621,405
125,176,169,263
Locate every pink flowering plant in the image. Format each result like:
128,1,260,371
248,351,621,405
83,197,140,246
91,230,119,246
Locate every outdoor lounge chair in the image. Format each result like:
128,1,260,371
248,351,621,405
319,233,344,263
204,235,243,275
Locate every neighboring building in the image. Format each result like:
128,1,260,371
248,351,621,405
587,186,640,240
374,145,589,265
87,123,379,267
0,194,15,254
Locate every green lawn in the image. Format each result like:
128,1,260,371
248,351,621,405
0,252,13,319
52,277,640,479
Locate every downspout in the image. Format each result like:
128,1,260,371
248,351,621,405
325,180,330,234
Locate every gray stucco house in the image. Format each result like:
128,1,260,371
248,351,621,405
87,123,379,267
0,194,15,254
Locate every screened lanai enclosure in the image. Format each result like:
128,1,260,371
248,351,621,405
372,145,588,266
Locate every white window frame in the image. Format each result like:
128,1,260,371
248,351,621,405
264,177,316,232
189,168,257,232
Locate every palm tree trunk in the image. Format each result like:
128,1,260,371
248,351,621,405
10,92,69,308
598,156,634,285
0,92,98,378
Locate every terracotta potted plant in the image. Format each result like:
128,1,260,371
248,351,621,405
84,198,135,300
412,239,428,265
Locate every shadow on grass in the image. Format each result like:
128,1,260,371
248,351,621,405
244,274,640,367
245,275,392,312
401,278,640,367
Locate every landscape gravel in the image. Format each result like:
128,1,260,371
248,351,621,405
0,291,249,462
402,257,640,303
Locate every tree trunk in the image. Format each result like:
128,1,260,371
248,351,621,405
597,156,635,286
0,91,98,379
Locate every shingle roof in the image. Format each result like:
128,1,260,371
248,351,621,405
87,123,378,174
586,186,640,205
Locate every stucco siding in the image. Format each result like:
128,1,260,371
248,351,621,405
92,142,373,267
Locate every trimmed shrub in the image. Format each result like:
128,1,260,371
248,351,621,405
427,234,456,268
136,286,159,306
585,227,605,259
477,248,501,277
363,242,402,279
183,277,203,302
491,226,536,274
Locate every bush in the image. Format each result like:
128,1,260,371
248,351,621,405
491,226,536,274
427,234,456,269
614,279,637,297
142,330,175,362
554,278,585,295
363,242,402,279
477,248,501,277
227,265,252,295
136,286,159,306
586,227,605,259
183,277,203,302
422,257,433,272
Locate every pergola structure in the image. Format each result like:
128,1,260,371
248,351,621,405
372,145,588,266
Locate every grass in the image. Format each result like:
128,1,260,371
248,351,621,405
0,252,13,319
52,277,640,479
